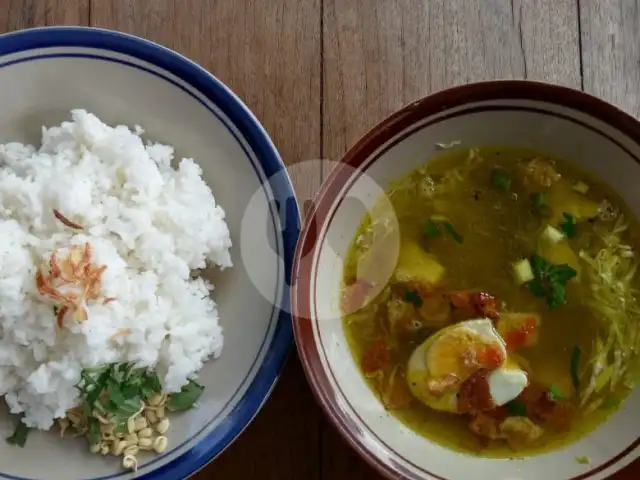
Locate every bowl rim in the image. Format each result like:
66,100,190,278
291,80,640,480
0,26,299,480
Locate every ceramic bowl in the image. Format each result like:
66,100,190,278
292,81,640,480
0,27,299,479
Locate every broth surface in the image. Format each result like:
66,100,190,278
341,146,638,457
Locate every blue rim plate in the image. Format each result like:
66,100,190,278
0,26,299,480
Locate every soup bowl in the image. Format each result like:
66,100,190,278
292,81,640,480
0,27,298,479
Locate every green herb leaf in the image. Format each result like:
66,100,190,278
52,305,59,316
560,212,577,238
530,192,548,207
490,169,511,191
167,380,204,412
425,219,442,238
525,254,576,309
443,222,464,244
88,418,101,445
570,345,582,393
405,290,423,308
601,396,622,410
140,371,163,401
506,401,527,417
6,419,30,448
548,384,564,401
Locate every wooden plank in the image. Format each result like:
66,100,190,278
321,1,580,477
91,1,323,479
0,0,89,30
581,6,640,480
580,0,640,117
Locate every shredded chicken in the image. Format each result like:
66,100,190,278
499,417,544,449
521,158,561,188
35,243,108,328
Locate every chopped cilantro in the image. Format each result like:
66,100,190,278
6,418,30,448
526,254,577,309
443,222,464,244
560,212,577,238
490,168,511,191
570,346,581,393
405,290,423,308
548,384,564,401
425,219,442,238
506,400,527,417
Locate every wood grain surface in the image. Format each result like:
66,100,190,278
0,1,638,479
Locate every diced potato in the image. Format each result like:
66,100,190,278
537,239,581,279
540,225,564,245
499,417,544,449
572,181,589,194
512,259,534,285
394,239,446,288
547,180,599,225
497,313,541,349
469,413,502,440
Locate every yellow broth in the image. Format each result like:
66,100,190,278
341,146,636,457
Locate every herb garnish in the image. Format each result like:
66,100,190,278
6,417,30,447
570,346,581,393
490,169,511,191
526,254,577,309
425,219,442,238
166,380,204,412
77,363,164,432
424,219,463,243
404,290,423,308
548,384,564,401
443,222,464,244
560,212,577,238
506,400,527,416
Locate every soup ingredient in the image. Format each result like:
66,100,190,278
343,146,636,458
6,417,30,447
0,111,231,462
406,319,528,413
578,215,640,409
525,254,577,309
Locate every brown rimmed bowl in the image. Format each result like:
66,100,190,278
291,81,640,480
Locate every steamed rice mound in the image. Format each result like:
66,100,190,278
0,110,232,429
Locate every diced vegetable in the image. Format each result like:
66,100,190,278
570,346,581,393
537,238,581,277
497,313,540,349
547,180,599,224
361,339,390,376
540,225,564,245
506,400,527,417
394,240,446,288
526,254,577,309
575,456,591,465
572,181,589,194
443,222,464,244
417,293,452,327
6,419,30,448
521,158,561,188
425,219,442,238
559,212,577,239
491,168,511,191
512,259,534,285
404,290,423,307
499,417,544,450
548,384,564,401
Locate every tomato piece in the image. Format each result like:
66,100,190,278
504,315,538,350
360,339,390,375
477,345,505,369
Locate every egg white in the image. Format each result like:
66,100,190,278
406,318,528,413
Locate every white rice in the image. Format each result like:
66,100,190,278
0,110,232,429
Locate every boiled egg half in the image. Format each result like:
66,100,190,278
406,318,528,413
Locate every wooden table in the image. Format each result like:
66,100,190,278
1,1,638,478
